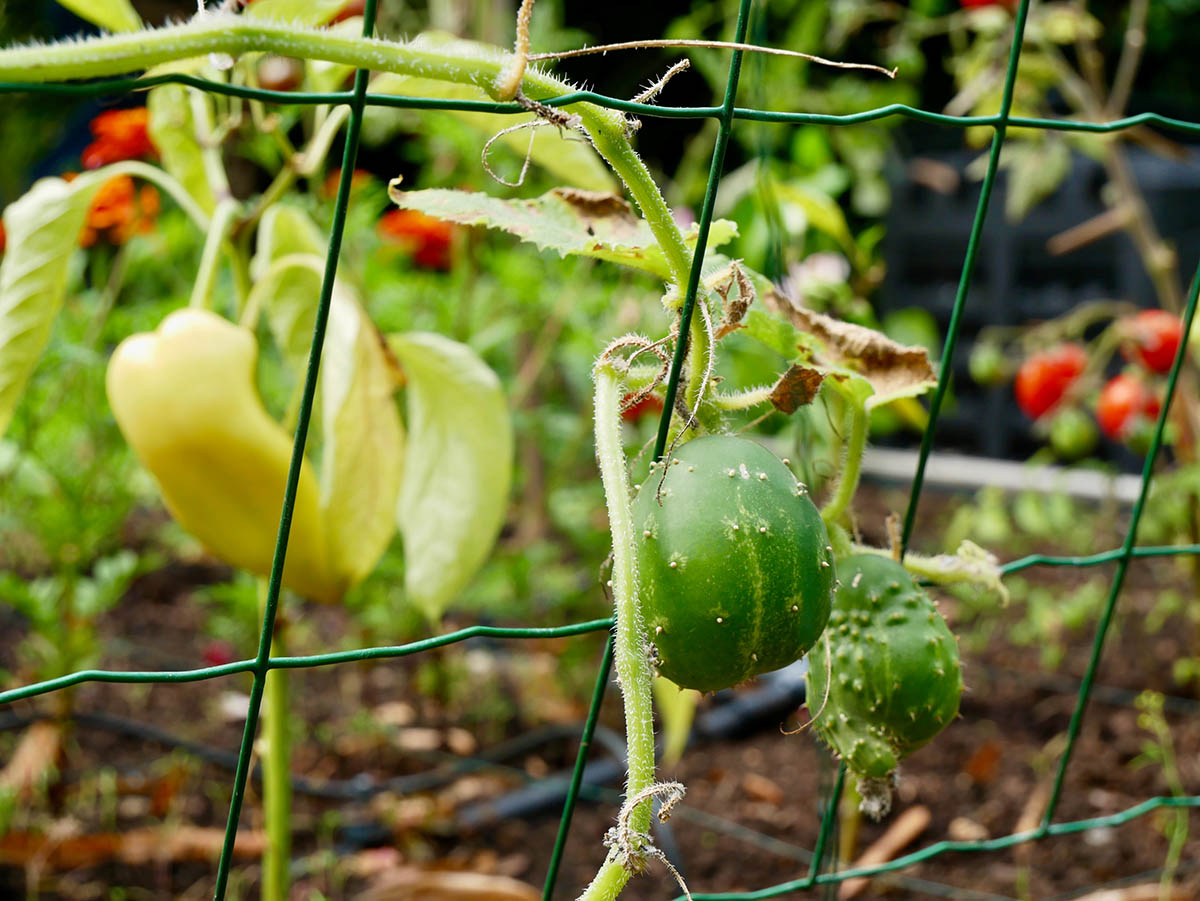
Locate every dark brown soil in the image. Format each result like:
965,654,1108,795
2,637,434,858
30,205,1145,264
3,483,1199,900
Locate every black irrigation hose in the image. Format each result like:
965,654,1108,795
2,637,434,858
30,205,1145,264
0,711,622,802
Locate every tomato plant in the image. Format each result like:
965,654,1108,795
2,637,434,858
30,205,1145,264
1049,406,1099,461
1014,343,1086,420
1096,373,1161,441
1121,309,1183,375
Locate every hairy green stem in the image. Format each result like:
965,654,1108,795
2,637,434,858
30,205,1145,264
821,398,868,527
0,17,690,285
581,366,657,901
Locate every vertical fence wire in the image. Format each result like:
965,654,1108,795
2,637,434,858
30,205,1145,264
900,0,1032,555
1042,261,1200,828
210,2,381,897
652,0,755,462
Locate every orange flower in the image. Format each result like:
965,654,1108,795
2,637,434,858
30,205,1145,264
377,209,454,271
78,175,160,247
321,168,373,199
82,108,156,170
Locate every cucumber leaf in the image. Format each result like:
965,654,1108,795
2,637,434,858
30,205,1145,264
243,0,349,25
755,293,938,410
387,332,512,622
369,72,617,193
388,185,737,280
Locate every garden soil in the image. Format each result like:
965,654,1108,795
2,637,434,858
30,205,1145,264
2,483,1199,900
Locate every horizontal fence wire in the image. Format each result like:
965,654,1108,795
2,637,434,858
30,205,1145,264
2,0,1200,897
3,75,1200,136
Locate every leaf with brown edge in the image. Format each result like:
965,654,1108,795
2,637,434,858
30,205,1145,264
769,364,824,414
763,289,937,409
387,184,737,280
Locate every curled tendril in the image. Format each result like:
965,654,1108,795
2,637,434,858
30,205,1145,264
603,781,693,899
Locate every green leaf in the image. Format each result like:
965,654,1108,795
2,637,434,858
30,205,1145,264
1004,138,1071,222
256,204,328,265
0,174,110,438
53,0,140,33
389,185,737,280
319,287,404,588
740,309,807,359
251,207,329,376
370,72,617,193
243,0,349,25
387,332,513,622
775,181,861,266
653,675,700,768
147,85,217,215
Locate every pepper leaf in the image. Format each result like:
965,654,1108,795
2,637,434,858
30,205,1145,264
243,0,349,25
388,185,737,280
653,675,701,768
319,286,405,588
388,332,513,622
147,85,218,215
0,174,110,439
251,207,329,376
53,0,140,33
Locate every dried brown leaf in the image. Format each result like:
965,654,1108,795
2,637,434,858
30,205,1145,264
769,365,824,414
839,805,931,899
764,290,936,405
0,826,264,869
0,721,62,799
357,867,540,901
712,262,756,339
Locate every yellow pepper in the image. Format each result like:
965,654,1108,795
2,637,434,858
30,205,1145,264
106,308,344,603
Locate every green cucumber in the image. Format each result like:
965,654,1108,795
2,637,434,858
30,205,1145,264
633,435,835,693
807,553,963,817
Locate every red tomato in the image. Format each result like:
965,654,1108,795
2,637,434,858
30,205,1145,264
202,640,237,668
621,392,664,422
332,0,366,21
1014,343,1086,420
1095,373,1161,440
1122,309,1183,375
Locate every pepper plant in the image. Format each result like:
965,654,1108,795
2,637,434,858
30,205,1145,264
0,1,1012,898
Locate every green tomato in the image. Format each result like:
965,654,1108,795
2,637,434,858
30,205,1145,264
1049,407,1098,461
632,435,835,693
968,342,1008,386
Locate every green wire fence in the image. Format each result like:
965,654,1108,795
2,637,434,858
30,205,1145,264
2,0,1199,897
